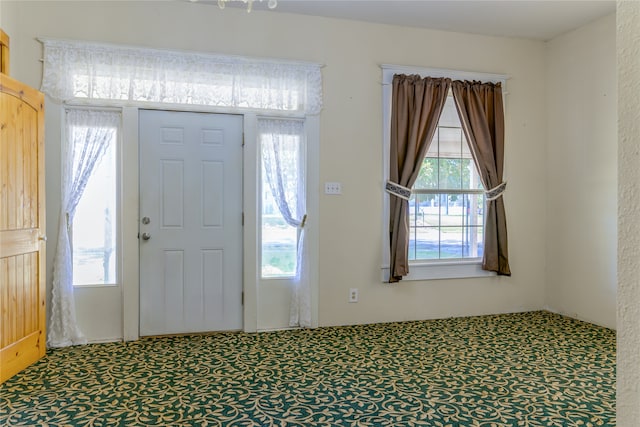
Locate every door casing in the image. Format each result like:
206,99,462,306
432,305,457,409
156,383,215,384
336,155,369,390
116,106,320,341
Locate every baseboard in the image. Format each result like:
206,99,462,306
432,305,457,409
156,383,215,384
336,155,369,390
543,306,616,330
86,337,123,344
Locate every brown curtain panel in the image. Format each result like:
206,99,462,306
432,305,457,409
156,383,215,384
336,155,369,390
388,75,451,282
451,80,511,275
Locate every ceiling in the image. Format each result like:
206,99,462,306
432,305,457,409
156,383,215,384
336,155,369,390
229,0,616,41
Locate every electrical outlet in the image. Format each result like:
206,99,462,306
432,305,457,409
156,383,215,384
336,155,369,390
324,182,342,195
349,288,358,303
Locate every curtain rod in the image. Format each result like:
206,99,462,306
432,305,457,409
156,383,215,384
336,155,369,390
380,64,510,84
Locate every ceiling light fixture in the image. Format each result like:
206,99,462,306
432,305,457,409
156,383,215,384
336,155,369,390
217,0,277,13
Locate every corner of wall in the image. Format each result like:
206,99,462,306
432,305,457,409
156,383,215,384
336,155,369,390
543,13,617,329
617,1,640,424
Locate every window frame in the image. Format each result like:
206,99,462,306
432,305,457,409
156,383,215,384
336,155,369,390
380,65,507,282
409,97,486,262
64,107,122,288
258,118,307,280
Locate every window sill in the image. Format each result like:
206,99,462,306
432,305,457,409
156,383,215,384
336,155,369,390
73,283,119,288
261,276,295,281
381,260,495,282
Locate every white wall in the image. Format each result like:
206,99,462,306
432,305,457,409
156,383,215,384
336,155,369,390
0,1,18,68
0,2,15,35
8,1,547,338
545,14,617,329
617,1,640,425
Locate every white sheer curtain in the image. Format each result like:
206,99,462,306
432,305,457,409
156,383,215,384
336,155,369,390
259,119,310,327
40,39,323,114
48,109,121,348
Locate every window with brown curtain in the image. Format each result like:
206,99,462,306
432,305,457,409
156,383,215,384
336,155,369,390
381,65,509,282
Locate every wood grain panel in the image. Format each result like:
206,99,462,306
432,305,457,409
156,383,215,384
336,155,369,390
0,332,43,383
1,257,9,349
9,93,17,231
16,255,25,343
21,106,30,228
26,253,35,335
15,101,24,230
3,256,16,346
0,229,39,259
2,91,16,230
0,97,40,232
26,107,37,228
1,87,7,230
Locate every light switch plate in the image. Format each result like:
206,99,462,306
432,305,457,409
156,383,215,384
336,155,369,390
324,182,342,195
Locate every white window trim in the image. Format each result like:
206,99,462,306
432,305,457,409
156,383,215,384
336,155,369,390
63,106,123,288
380,64,508,282
257,117,306,281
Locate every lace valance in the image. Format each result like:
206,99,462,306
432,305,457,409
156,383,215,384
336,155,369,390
40,39,323,114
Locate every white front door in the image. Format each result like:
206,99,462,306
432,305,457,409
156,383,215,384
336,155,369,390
139,110,243,336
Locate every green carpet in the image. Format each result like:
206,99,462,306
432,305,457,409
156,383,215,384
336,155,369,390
0,311,615,426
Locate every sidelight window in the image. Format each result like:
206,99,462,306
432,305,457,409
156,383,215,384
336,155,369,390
65,111,120,286
259,119,306,279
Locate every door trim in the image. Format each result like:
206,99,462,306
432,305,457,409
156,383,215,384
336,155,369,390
121,107,140,341
242,114,258,332
120,106,319,341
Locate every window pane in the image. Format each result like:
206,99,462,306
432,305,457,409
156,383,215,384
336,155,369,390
465,193,485,258
461,158,484,190
426,136,439,157
438,96,460,127
261,188,297,278
440,226,464,259
72,133,117,286
438,127,462,158
473,165,484,190
408,195,418,260
461,159,472,188
461,133,472,157
408,192,485,261
409,194,440,261
439,159,463,190
408,96,486,262
260,130,302,278
415,157,438,189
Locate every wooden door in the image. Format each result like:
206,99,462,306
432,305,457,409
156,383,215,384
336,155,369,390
139,110,243,336
0,71,46,383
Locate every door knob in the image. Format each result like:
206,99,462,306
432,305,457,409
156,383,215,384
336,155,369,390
141,232,151,240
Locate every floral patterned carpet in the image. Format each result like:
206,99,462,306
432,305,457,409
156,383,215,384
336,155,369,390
1,311,615,426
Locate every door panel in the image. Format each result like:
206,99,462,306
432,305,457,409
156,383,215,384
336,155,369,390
139,110,243,336
0,73,46,383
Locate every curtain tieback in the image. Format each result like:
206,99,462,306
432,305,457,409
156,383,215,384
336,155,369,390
385,181,411,200
485,181,507,201
300,214,308,228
